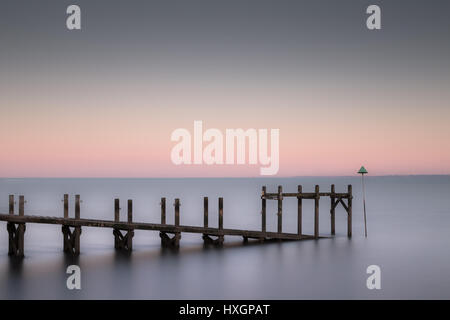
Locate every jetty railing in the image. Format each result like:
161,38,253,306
0,184,352,257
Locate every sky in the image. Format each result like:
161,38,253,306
1,0,450,177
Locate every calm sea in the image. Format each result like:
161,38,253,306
0,176,449,299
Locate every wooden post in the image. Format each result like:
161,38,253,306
9,195,14,215
17,195,25,256
174,198,180,226
204,197,208,228
75,195,80,220
115,199,120,222
297,185,302,236
314,185,320,239
218,197,224,246
347,185,352,238
8,195,14,256
74,195,81,254
127,200,133,250
330,184,336,235
114,198,120,249
160,197,166,224
218,197,223,230
127,200,132,223
19,196,24,216
277,186,283,233
261,186,266,234
64,194,69,219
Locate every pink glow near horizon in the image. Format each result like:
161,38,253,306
1,68,450,178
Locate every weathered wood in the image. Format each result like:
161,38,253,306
114,199,120,249
8,222,25,257
339,198,348,212
62,225,81,255
203,197,208,228
297,185,302,235
265,192,350,198
1,183,356,256
127,200,133,250
19,196,24,216
9,195,14,215
314,185,320,239
0,213,313,240
161,197,166,224
277,186,283,234
218,197,223,231
330,184,335,235
112,200,134,251
347,185,352,238
114,199,120,222
174,198,180,226
202,234,224,247
15,196,26,256
75,195,80,220
127,200,132,223
160,232,181,249
64,194,69,218
261,186,266,234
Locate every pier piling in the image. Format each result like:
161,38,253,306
330,185,336,235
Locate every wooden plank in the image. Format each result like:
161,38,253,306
0,213,315,240
266,192,349,198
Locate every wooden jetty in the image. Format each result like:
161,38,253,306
0,184,353,257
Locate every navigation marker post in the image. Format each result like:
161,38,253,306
358,166,368,237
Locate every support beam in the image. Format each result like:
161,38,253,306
114,198,120,249
277,186,283,234
62,225,81,255
347,185,352,238
314,185,320,239
261,186,266,235
9,195,14,215
112,199,134,251
297,185,302,236
218,197,223,231
203,197,208,228
330,184,335,235
174,198,180,226
8,195,26,257
160,232,181,249
64,194,69,218
127,200,133,250
75,195,80,220
160,197,166,224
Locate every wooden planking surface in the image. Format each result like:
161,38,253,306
0,213,316,241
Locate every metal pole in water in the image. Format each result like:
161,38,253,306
358,166,368,237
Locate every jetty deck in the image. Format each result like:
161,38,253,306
0,184,353,257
